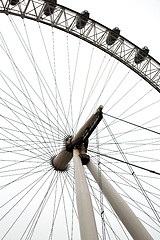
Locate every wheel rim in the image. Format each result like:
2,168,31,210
0,2,160,239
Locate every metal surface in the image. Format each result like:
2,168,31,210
0,1,160,92
51,148,72,170
87,160,154,240
53,106,103,170
73,149,98,240
66,106,103,152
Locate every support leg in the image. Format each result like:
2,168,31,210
73,149,99,240
87,160,153,240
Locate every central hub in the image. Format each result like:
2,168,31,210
51,106,103,171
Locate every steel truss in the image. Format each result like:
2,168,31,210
0,2,159,239
0,1,160,92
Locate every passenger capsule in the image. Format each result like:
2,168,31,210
44,0,57,16
9,0,19,5
134,46,149,64
76,10,90,29
106,27,120,45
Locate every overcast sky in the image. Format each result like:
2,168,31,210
0,1,160,239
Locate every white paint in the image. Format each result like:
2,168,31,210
73,149,98,240
87,160,154,240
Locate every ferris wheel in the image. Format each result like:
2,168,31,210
0,1,160,239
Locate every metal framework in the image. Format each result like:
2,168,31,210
0,0,160,92
51,106,153,239
0,2,158,239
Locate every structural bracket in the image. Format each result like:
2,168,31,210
66,105,103,152
52,105,103,170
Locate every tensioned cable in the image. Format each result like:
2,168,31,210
23,19,54,153
96,127,107,239
89,155,160,209
51,27,60,152
0,37,53,155
105,78,142,113
102,149,160,168
0,167,52,221
60,173,70,240
89,155,159,200
86,158,160,228
48,171,59,239
103,69,130,108
90,128,160,158
0,77,66,152
86,167,157,222
49,171,71,233
87,156,153,201
90,127,160,160
0,32,58,153
1,168,54,240
0,82,66,141
91,117,160,223
0,160,51,191
74,46,95,133
65,33,74,135
0,167,51,209
0,97,61,142
89,147,160,211
0,152,50,176
119,191,159,213
90,105,160,156
0,131,62,164
86,158,147,237
6,16,69,135
86,184,114,239
85,171,129,239
21,171,58,240
78,54,116,123
88,150,160,176
103,112,160,154
0,5,159,238
0,165,49,177
84,54,112,117
61,171,78,239
37,22,61,145
122,99,160,127
47,171,77,240
38,22,73,142
106,89,160,136
116,139,160,157
89,59,119,117
38,22,72,136
0,111,53,160
90,62,129,116
0,76,53,159
89,140,159,177
0,116,52,160
70,39,81,135
109,89,155,132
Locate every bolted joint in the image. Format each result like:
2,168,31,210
51,106,102,171
65,135,74,152
66,105,103,152
79,153,90,165
79,142,90,165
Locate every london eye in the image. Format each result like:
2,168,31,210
0,0,160,239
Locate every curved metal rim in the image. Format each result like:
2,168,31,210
0,1,160,92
